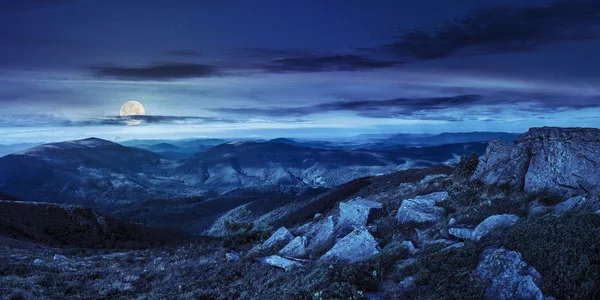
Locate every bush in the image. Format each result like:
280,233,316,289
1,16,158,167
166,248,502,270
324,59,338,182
500,213,600,298
452,153,479,182
400,243,486,299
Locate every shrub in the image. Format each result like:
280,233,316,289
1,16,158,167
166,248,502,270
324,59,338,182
400,243,486,299
500,213,600,298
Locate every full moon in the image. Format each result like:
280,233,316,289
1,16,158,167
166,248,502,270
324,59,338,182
120,101,145,125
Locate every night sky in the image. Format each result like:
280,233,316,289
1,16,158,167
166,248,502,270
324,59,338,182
2,0,600,142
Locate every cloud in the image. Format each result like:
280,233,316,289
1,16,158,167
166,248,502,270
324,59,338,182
263,55,400,72
382,0,600,61
211,93,600,120
90,63,220,81
164,50,203,57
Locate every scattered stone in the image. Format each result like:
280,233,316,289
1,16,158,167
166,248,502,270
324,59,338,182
399,240,419,256
225,251,240,261
396,192,448,224
397,276,417,293
53,254,68,261
263,227,294,249
153,257,163,264
595,210,600,215
475,248,545,300
338,197,383,230
471,214,519,242
322,227,379,262
365,292,385,300
449,227,474,240
256,255,303,271
448,218,457,226
440,242,464,252
279,236,307,258
102,252,127,259
33,259,44,265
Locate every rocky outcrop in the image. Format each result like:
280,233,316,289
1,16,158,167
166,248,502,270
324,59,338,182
475,248,545,300
471,214,519,242
396,192,448,224
472,127,600,197
321,227,379,262
337,197,383,230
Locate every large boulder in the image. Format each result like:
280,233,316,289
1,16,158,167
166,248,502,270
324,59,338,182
396,192,448,224
472,127,600,198
263,227,294,249
321,227,379,262
279,236,308,258
337,197,383,230
471,214,519,242
475,248,545,300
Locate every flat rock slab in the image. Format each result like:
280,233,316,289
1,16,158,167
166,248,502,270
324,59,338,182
471,214,519,242
256,255,303,271
338,197,383,230
475,248,545,300
321,227,379,262
397,192,448,224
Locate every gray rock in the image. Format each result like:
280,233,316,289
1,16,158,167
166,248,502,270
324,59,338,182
595,209,600,215
313,213,322,219
552,195,600,216
440,242,464,252
472,127,600,198
102,252,127,259
279,236,307,258
396,192,448,224
297,216,334,249
322,227,379,262
53,254,68,261
397,276,417,293
337,197,383,230
399,240,419,256
449,227,474,240
33,259,44,265
419,174,448,184
225,251,240,261
263,227,294,248
256,255,303,271
153,257,163,264
471,214,519,242
448,218,457,226
475,248,544,300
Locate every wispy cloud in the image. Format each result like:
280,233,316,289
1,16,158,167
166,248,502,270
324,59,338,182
89,63,220,81
381,0,600,61
211,93,600,120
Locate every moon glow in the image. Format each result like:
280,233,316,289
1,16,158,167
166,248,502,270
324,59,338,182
120,101,145,125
